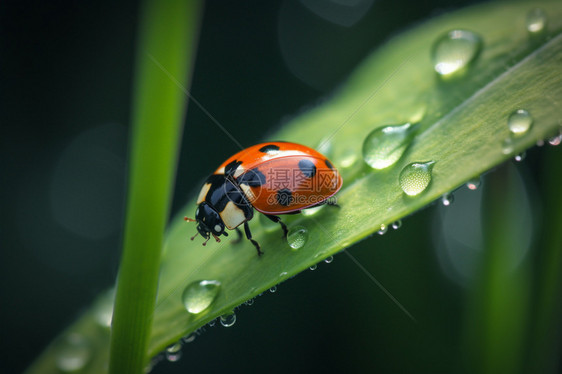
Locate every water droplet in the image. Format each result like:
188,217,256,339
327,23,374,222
182,333,196,343
244,298,255,306
208,319,216,327
508,109,533,136
377,223,388,235
182,280,221,314
362,123,418,170
526,8,547,33
536,139,545,147
399,161,435,196
501,137,515,155
431,30,482,76
309,264,318,271
219,312,237,327
165,350,182,362
279,271,288,277
166,342,182,354
391,220,402,230
466,177,481,190
441,193,454,206
56,334,92,372
514,151,526,162
324,256,334,264
287,225,309,250
269,286,277,293
548,133,562,146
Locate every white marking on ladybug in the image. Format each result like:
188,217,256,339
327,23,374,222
197,183,211,204
233,165,245,178
220,201,247,229
239,183,256,203
214,224,222,232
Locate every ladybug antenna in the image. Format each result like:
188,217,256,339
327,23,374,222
190,232,199,241
212,234,221,243
184,216,196,222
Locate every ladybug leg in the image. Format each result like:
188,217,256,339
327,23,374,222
264,214,289,240
244,221,263,256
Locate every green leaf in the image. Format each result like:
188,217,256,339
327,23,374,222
25,1,562,372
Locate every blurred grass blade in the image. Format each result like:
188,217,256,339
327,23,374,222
109,0,203,373
463,165,532,374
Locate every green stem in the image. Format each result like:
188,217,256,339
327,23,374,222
109,1,203,373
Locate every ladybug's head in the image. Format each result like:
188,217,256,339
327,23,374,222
185,202,227,246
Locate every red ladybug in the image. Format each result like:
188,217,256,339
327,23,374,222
185,142,342,255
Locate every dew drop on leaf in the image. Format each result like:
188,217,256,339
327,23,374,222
441,192,454,206
287,225,309,250
391,220,402,230
377,223,388,235
508,109,533,136
362,123,418,170
219,312,237,327
526,8,547,33
431,30,482,76
465,177,481,190
181,280,221,315
399,161,435,196
324,256,334,264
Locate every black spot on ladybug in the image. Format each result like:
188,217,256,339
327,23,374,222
225,160,242,176
298,159,316,178
325,159,334,170
276,188,294,206
259,144,280,154
237,168,266,187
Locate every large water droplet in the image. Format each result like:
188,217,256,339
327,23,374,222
287,225,309,250
219,312,237,327
526,8,547,33
56,334,92,372
431,30,482,76
182,280,221,314
362,123,418,169
508,109,533,136
399,161,435,196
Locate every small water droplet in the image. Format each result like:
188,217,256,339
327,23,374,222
508,109,533,136
377,223,388,235
324,256,334,264
269,286,277,293
362,123,418,170
244,298,255,306
526,8,547,33
182,333,196,343
548,133,562,146
166,342,182,354
391,220,402,230
56,334,92,372
501,137,515,155
94,288,114,329
287,225,309,250
399,161,435,196
309,264,318,271
208,319,216,327
466,177,481,190
165,350,182,362
514,151,526,162
182,280,221,314
219,312,237,327
431,30,482,76
441,193,454,206
279,271,288,277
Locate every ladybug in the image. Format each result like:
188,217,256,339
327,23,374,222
185,142,342,255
